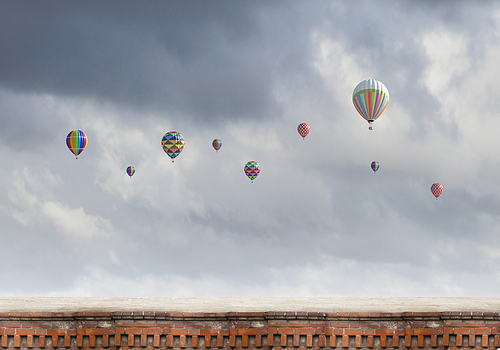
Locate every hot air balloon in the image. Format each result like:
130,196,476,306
212,139,222,152
66,130,87,159
161,131,185,162
244,161,260,183
431,183,443,200
126,166,135,178
371,161,379,173
297,123,310,140
352,79,389,130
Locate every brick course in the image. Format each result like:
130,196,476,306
0,311,500,349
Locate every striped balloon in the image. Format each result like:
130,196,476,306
431,183,443,200
126,166,135,178
66,130,87,159
297,123,310,139
212,139,222,152
244,161,260,183
371,161,379,173
352,79,389,130
161,131,185,162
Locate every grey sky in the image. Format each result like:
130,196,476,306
0,0,500,297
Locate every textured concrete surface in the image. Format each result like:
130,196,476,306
0,298,500,313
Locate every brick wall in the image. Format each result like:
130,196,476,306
1,311,500,349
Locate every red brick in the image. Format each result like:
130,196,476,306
367,335,373,348
192,335,198,348
345,329,363,336
180,335,186,348
16,329,35,335
307,334,313,347
14,335,21,348
341,335,349,348
27,335,34,348
355,335,361,348
239,328,258,335
454,327,470,334
413,329,434,335
380,335,386,348
255,335,262,347
295,327,315,335
217,335,223,348
471,327,491,335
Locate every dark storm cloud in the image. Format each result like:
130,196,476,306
0,1,318,123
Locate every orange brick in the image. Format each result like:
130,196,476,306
27,335,34,348
367,335,373,348
14,335,21,348
255,335,262,347
355,335,361,348
482,334,488,347
217,335,223,348
471,327,491,335
393,335,399,348
307,334,313,347
342,335,349,348
380,335,386,348
180,335,186,348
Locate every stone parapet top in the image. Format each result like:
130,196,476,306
1,297,500,313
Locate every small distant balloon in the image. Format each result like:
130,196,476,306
161,131,185,162
244,161,260,183
431,183,443,200
352,79,389,130
212,139,222,152
297,123,310,140
371,161,379,173
126,166,135,178
66,130,87,159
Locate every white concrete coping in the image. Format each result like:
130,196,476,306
0,298,500,313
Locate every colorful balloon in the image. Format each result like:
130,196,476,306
66,130,87,159
161,131,185,162
431,183,443,200
371,161,379,173
244,161,260,183
212,139,222,152
126,166,135,178
297,123,310,139
352,79,389,130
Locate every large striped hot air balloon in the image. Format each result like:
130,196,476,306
161,131,185,162
244,161,260,183
66,130,87,159
352,79,389,130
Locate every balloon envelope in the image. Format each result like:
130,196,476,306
66,130,87,158
431,183,443,199
297,123,310,139
161,131,185,162
371,161,379,173
244,161,260,182
352,79,389,129
126,166,135,177
212,139,222,152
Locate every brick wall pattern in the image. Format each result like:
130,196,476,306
0,311,500,349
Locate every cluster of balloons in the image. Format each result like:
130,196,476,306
65,78,443,197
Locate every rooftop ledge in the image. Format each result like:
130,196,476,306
0,297,500,313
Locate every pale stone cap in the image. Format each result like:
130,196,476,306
0,297,500,313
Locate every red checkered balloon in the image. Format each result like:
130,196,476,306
431,183,443,200
297,123,310,139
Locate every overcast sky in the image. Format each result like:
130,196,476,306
1,0,500,297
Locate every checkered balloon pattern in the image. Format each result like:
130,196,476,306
297,123,310,139
244,161,260,183
431,183,443,199
161,131,185,162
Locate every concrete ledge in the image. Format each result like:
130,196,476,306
1,297,500,313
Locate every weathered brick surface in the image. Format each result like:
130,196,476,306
0,311,500,349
